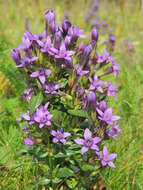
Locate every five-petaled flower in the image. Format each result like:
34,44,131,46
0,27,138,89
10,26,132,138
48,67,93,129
30,67,51,84
74,128,101,154
34,102,53,128
96,146,117,168
96,107,120,125
50,128,71,144
24,137,34,146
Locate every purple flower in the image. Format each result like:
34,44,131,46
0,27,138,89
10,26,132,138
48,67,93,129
68,26,86,42
10,49,21,64
106,63,120,77
54,29,62,49
97,50,112,64
34,102,53,128
23,111,35,125
62,19,72,34
89,72,104,93
45,10,56,26
105,82,117,99
24,137,34,146
107,125,121,139
91,27,98,45
50,128,71,144
45,83,60,94
96,107,120,125
74,128,101,154
98,100,107,112
96,146,117,168
87,91,96,109
40,36,53,54
22,88,33,102
112,63,120,77
77,42,85,52
30,67,51,84
75,65,89,76
16,56,38,68
82,44,93,60
55,42,75,63
18,32,32,51
64,35,71,49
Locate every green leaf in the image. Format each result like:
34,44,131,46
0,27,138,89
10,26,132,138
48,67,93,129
81,164,95,172
66,178,78,189
68,109,89,119
52,177,62,184
29,92,43,113
38,178,50,185
57,167,74,178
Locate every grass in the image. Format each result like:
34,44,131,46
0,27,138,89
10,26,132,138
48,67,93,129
0,0,143,189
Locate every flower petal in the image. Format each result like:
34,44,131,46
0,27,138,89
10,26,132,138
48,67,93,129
30,71,39,77
91,144,99,151
101,160,107,166
74,138,84,145
45,69,51,75
63,132,71,138
108,161,115,168
81,146,89,154
103,146,108,156
50,130,57,137
39,75,46,84
93,137,101,144
53,138,58,143
60,138,66,144
84,128,91,139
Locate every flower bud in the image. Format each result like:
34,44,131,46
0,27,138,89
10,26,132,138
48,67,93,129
45,10,56,26
62,19,72,34
91,27,98,44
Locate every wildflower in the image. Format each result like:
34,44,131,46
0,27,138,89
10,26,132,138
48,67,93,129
18,32,32,51
89,72,103,93
107,63,120,77
82,44,93,60
16,56,38,68
54,29,62,49
62,19,72,34
68,26,86,42
23,111,35,125
75,65,89,76
91,27,98,45
22,88,33,102
107,125,121,139
96,146,117,168
10,49,21,64
55,42,75,63
34,103,53,128
45,10,56,26
50,128,71,144
105,81,117,99
87,91,96,109
24,137,34,146
74,128,101,154
45,83,60,94
98,100,107,112
96,107,120,125
30,67,51,84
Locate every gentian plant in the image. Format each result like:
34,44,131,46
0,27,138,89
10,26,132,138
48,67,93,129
11,10,120,189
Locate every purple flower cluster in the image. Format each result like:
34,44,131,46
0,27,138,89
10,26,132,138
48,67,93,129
11,10,120,169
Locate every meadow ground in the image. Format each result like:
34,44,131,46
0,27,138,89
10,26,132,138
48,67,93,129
0,0,143,189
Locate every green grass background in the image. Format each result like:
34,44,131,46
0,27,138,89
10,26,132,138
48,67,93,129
0,0,143,189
